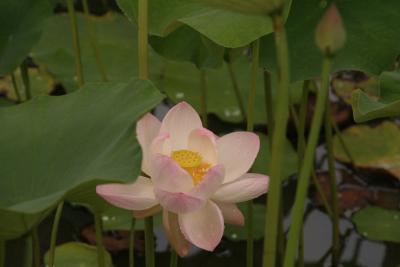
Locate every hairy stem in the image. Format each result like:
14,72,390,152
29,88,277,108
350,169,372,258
11,73,22,102
94,212,106,267
32,227,40,267
227,59,246,121
20,61,31,100
48,201,64,267
169,249,178,267
129,217,136,267
263,70,274,147
145,217,155,267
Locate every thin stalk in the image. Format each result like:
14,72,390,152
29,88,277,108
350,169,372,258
246,39,259,267
138,0,148,79
311,170,334,218
263,13,290,267
20,61,31,100
325,100,340,266
82,0,108,82
32,227,40,267
11,73,22,102
0,239,5,267
94,212,106,267
263,70,274,147
200,70,208,127
227,59,246,121
48,201,64,267
66,0,84,86
169,250,178,267
331,120,355,166
283,57,332,267
144,217,155,267
129,217,136,267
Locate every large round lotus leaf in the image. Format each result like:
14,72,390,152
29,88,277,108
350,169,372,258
161,55,303,124
0,0,52,75
352,70,400,122
115,0,273,48
44,242,113,267
260,0,400,82
0,78,164,240
31,13,164,92
333,122,400,180
352,206,400,243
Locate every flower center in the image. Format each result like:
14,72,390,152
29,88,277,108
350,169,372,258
171,150,210,185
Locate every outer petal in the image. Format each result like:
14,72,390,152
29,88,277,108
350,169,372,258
216,202,244,226
96,176,158,210
160,102,202,150
212,173,269,203
188,128,218,165
190,165,224,199
133,205,162,219
163,210,191,257
151,154,193,192
179,201,224,251
136,113,161,176
217,132,260,183
149,132,172,157
154,188,205,214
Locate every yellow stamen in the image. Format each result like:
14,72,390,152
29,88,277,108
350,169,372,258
171,150,210,185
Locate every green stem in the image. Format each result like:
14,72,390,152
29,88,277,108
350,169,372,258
48,201,64,267
0,239,5,267
169,249,178,267
32,227,40,267
20,61,31,100
263,13,290,267
263,70,274,147
200,69,208,127
66,0,84,86
11,73,22,102
129,217,136,267
82,0,108,82
311,170,334,218
227,59,246,121
138,0,148,79
325,100,340,267
94,212,106,267
331,120,355,166
283,57,332,267
144,217,155,267
246,39,259,267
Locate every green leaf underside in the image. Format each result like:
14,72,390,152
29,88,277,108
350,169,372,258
260,0,400,82
352,70,400,122
44,242,113,267
333,122,400,180
116,0,273,48
352,206,400,243
0,79,164,239
0,0,52,75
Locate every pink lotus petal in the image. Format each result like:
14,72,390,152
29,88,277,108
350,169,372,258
96,176,158,210
212,173,269,203
179,201,224,251
151,154,193,192
136,113,161,176
216,202,244,226
160,102,202,150
154,187,205,214
217,132,260,183
149,132,172,157
133,205,162,219
163,210,191,257
188,128,218,165
190,165,224,199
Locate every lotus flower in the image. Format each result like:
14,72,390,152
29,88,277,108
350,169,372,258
96,102,269,256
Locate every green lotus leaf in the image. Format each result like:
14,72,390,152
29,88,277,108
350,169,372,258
0,0,52,75
333,122,400,180
0,78,164,240
44,242,113,267
352,70,400,122
352,206,400,243
260,0,400,82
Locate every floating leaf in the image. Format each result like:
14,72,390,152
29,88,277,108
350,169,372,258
261,0,400,81
0,79,164,240
333,122,400,180
352,70,400,122
116,0,273,48
44,242,113,267
0,0,52,75
352,206,400,243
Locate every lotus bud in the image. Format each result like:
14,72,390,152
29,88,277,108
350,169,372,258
198,0,285,16
315,3,346,55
